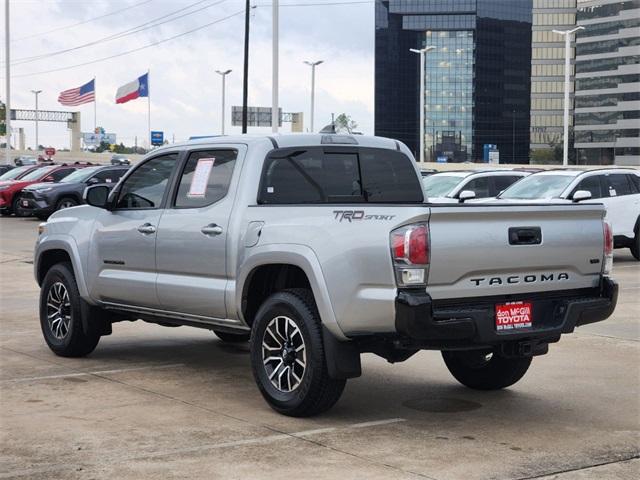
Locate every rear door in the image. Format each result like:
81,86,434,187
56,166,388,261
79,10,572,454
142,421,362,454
155,147,242,319
601,173,638,237
88,153,179,308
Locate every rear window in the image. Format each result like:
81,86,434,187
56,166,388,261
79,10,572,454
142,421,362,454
258,147,423,204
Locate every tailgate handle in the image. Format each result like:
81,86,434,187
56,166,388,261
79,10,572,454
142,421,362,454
509,227,542,245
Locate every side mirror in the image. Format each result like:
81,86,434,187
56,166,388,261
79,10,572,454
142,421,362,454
87,177,100,184
84,185,111,209
458,190,476,203
43,176,54,182
572,190,592,202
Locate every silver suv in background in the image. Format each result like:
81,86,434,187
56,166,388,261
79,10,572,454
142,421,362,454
422,169,531,203
34,135,618,416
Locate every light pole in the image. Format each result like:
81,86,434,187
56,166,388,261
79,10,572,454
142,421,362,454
5,0,11,163
272,0,279,133
304,60,323,133
410,45,436,163
215,70,232,135
553,26,584,166
31,90,42,151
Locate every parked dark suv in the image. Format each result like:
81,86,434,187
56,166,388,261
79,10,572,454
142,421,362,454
17,165,129,219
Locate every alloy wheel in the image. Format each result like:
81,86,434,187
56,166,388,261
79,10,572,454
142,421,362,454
262,316,306,392
46,282,71,340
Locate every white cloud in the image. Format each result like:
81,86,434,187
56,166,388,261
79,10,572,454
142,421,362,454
2,0,375,149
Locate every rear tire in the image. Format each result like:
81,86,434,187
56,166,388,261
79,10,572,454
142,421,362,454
631,229,639,261
442,349,532,390
213,330,250,343
250,289,346,417
39,262,100,357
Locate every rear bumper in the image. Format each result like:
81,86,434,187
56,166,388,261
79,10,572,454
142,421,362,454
394,278,618,348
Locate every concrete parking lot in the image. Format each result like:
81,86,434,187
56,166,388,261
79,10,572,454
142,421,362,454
0,215,638,479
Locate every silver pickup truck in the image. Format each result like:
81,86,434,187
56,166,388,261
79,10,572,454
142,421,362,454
34,134,618,417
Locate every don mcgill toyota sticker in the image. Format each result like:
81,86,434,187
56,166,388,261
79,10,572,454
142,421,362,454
495,301,533,331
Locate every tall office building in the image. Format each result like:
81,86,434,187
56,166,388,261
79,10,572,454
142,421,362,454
574,0,640,165
530,0,577,152
375,0,533,163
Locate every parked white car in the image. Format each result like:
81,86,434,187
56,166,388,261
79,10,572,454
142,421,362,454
494,168,640,260
421,170,531,203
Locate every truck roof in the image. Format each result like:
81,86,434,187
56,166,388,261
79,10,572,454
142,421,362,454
154,134,401,152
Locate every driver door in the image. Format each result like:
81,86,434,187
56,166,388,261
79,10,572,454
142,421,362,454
87,153,179,308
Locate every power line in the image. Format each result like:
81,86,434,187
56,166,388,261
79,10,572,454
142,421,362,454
9,0,227,67
12,9,246,79
11,0,154,43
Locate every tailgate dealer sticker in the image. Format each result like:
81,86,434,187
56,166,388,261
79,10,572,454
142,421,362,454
496,302,532,331
188,158,215,197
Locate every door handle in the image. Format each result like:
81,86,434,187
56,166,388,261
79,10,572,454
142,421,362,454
137,223,157,235
201,223,223,236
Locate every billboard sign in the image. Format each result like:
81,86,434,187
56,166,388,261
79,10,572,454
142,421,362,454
150,131,164,146
232,106,282,127
83,132,116,145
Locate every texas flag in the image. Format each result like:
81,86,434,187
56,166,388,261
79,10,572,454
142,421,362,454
115,73,149,104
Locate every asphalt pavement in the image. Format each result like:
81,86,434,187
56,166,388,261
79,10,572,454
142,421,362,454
0,215,638,479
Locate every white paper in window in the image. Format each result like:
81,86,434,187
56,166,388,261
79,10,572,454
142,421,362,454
188,158,215,197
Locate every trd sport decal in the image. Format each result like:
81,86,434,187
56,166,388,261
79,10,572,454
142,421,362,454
333,210,396,222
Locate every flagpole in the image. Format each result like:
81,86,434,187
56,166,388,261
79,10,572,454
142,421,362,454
93,77,97,132
147,69,151,149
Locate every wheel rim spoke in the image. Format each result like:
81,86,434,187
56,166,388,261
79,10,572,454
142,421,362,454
262,315,306,392
46,282,71,340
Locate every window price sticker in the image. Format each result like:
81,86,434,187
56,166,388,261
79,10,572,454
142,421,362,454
188,158,215,197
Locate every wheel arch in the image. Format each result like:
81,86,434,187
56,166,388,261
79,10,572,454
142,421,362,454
235,245,347,340
35,238,91,300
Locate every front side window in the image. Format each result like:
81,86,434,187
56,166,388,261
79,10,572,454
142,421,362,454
50,168,76,182
115,154,177,209
20,166,56,182
493,176,523,194
461,177,490,198
174,150,237,208
572,176,603,199
92,168,127,184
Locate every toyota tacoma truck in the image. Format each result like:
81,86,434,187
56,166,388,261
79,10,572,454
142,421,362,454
34,134,618,417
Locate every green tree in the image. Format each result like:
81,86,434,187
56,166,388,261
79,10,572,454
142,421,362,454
334,113,358,134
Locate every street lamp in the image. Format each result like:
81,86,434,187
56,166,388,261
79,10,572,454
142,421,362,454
304,60,323,133
31,90,42,151
215,70,232,135
410,45,436,163
272,0,279,133
553,26,584,166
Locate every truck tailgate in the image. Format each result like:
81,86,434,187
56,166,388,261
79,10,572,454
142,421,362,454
427,204,606,300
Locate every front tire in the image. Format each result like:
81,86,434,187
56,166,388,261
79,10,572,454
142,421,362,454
56,197,78,211
250,289,346,417
40,262,100,357
442,349,532,390
631,228,639,261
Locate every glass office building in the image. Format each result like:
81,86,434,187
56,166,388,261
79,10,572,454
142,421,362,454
574,0,640,165
530,0,577,151
375,0,533,163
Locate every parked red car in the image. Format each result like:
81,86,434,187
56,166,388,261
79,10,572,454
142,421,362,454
0,164,85,216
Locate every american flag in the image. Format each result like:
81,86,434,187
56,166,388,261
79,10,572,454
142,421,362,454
58,79,95,106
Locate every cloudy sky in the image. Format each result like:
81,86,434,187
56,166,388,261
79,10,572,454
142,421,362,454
2,0,375,149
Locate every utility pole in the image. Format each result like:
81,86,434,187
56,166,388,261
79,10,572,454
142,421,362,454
553,26,584,166
5,0,11,163
31,90,42,151
215,70,232,135
304,60,323,133
242,0,251,133
410,46,435,163
272,0,279,133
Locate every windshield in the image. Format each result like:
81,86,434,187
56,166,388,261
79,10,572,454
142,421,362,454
0,166,32,181
60,167,101,183
19,166,56,182
422,174,465,197
499,174,574,199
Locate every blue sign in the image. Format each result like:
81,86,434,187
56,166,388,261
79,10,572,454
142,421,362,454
436,156,448,163
150,131,164,146
483,144,498,163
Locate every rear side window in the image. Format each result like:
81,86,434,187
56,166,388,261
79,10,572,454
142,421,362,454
258,147,423,204
174,150,237,208
627,174,639,193
604,173,632,197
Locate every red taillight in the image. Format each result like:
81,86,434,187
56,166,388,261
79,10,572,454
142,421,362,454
390,224,429,265
603,220,613,257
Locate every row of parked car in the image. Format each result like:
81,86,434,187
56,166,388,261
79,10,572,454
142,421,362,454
0,163,129,219
421,167,640,260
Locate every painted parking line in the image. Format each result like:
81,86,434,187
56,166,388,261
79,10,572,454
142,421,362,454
0,418,408,478
1,363,185,383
